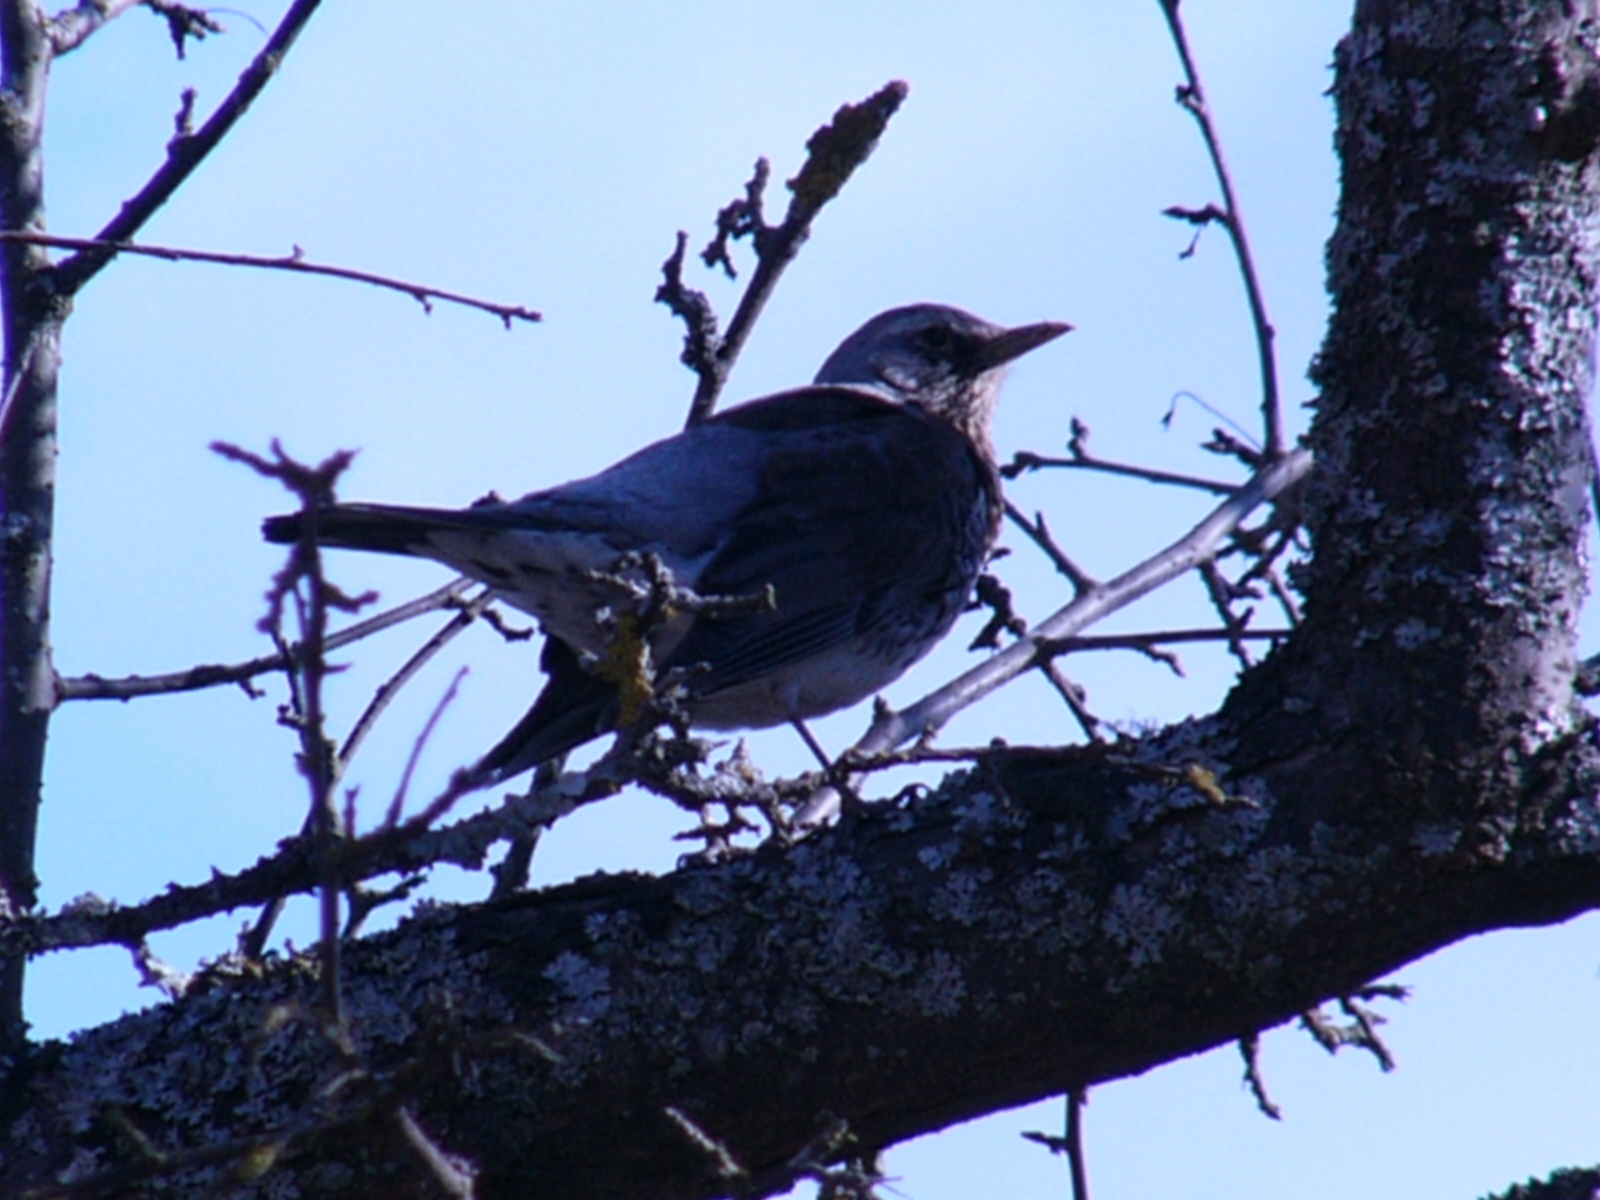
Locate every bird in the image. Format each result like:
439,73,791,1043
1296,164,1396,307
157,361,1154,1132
263,303,1069,784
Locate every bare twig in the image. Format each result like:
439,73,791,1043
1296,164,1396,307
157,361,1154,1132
874,452,1307,745
339,595,490,771
144,0,225,58
0,232,541,326
1158,0,1284,458
57,578,475,702
1022,1089,1092,1200
130,939,192,1001
967,571,1028,651
1004,418,1236,494
216,441,369,1036
487,759,560,900
654,231,721,393
1041,662,1105,742
1004,501,1098,592
796,449,1313,825
1006,447,1237,493
663,1106,746,1184
1161,390,1262,455
1036,626,1291,658
1238,1033,1283,1119
1,722,698,961
51,1,226,59
381,667,469,829
49,0,325,296
394,1106,478,1199
1065,1089,1091,1200
1299,986,1406,1072
662,80,909,426
1199,561,1255,666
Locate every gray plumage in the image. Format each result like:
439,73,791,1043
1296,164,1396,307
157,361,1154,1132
263,303,1068,782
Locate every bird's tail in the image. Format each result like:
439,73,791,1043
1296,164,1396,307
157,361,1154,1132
262,503,476,556
466,637,619,784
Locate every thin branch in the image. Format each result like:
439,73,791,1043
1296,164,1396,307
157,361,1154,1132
381,667,469,829
1299,987,1405,1072
662,80,908,426
1005,448,1237,493
889,451,1308,740
338,593,490,770
2,735,650,960
1005,417,1238,493
1041,662,1105,742
1265,567,1302,626
1021,1089,1092,1200
967,570,1029,651
1199,561,1255,667
1004,502,1098,593
796,448,1313,825
1158,0,1284,458
2,232,541,326
49,0,326,296
394,1106,478,1199
1037,627,1292,657
1238,1033,1283,1120
215,441,366,1036
56,578,473,702
1161,389,1262,454
142,0,224,58
1065,1089,1091,1200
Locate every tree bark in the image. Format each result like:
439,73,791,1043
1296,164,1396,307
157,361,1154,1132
5,2,1600,1198
0,0,64,1053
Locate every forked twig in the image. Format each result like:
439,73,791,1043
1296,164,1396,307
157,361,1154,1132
1158,0,1284,458
50,0,327,297
658,80,909,425
57,579,475,703
794,450,1312,825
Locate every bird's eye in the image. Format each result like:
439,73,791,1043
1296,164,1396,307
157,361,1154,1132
917,327,958,357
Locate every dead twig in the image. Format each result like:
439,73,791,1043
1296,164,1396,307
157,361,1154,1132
56,578,475,703
1,232,541,327
659,80,909,426
1158,0,1284,457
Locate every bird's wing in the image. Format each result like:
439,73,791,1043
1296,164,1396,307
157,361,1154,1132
668,388,997,698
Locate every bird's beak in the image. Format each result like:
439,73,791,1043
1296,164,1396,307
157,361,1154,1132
974,320,1072,371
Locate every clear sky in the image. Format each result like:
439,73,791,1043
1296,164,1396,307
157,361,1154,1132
24,3,1600,1198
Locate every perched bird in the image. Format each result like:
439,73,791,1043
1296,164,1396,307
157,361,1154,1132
264,304,1068,783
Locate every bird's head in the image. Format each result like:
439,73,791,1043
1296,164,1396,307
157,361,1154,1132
814,303,1070,459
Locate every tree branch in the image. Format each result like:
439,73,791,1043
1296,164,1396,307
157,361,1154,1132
1158,0,1284,459
55,578,475,703
49,0,325,296
0,0,63,1054
862,451,1309,753
660,80,908,426
0,232,542,325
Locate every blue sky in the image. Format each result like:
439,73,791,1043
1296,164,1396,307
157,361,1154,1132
24,4,1600,1198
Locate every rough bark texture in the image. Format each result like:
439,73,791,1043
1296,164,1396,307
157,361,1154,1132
5,2,1600,1198
0,0,65,1053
